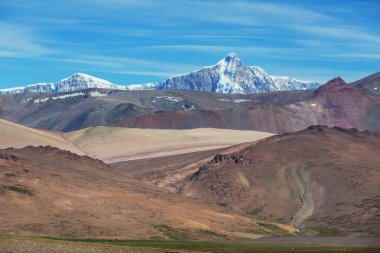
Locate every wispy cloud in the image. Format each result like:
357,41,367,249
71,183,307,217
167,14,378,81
54,54,200,78
0,22,55,58
293,25,380,44
0,0,378,85
319,53,380,60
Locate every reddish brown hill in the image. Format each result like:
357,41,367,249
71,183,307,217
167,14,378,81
116,77,380,133
0,146,293,239
177,126,380,236
304,77,380,130
115,110,226,129
0,89,312,132
351,72,380,95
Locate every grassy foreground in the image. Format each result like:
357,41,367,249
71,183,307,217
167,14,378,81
1,236,379,253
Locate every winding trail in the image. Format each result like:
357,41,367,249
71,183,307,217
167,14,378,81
290,168,314,228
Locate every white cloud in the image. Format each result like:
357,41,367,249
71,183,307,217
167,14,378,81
54,54,200,78
0,22,55,58
293,25,380,44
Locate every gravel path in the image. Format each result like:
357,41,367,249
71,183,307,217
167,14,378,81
290,168,314,228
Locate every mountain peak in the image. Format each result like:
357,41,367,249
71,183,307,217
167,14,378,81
224,52,240,62
72,72,89,78
326,77,346,85
315,77,352,96
60,73,113,85
67,72,101,80
321,77,348,89
227,52,237,58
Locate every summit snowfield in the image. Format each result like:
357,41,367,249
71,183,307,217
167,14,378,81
146,53,320,94
0,73,127,94
57,73,127,92
0,53,319,94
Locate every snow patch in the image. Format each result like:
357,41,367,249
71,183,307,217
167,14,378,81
33,97,50,103
51,92,85,100
234,99,251,103
127,83,158,90
89,91,107,97
182,104,196,110
22,98,33,103
33,92,85,103
155,96,183,102
217,98,231,102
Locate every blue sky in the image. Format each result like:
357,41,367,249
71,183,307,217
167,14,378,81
0,0,379,88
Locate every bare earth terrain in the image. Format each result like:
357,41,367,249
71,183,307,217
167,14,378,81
0,119,84,154
64,127,273,163
116,78,380,133
0,237,180,253
113,126,380,236
0,119,273,163
1,236,379,253
0,146,295,240
0,88,313,132
1,76,379,134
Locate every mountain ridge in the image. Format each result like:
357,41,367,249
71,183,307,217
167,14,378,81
132,52,320,93
0,73,128,94
0,53,319,94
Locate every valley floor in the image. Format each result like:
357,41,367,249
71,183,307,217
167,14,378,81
1,236,379,253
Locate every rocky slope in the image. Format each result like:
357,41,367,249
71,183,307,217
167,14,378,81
118,77,380,133
0,146,294,239
170,126,380,236
0,89,312,132
351,72,380,95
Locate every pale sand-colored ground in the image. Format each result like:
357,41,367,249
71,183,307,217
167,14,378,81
64,126,274,163
0,119,84,155
0,119,273,163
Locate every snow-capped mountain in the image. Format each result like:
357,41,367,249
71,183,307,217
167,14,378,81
0,83,57,94
269,75,320,91
0,73,127,94
57,73,127,92
127,82,159,91
0,53,319,95
142,53,319,94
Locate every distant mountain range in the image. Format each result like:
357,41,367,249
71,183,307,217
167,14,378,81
117,77,380,133
0,74,379,133
0,73,127,94
0,53,320,94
